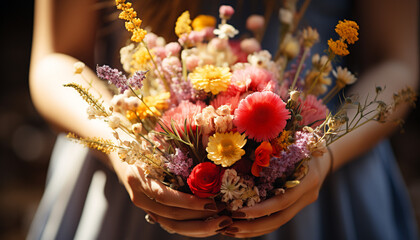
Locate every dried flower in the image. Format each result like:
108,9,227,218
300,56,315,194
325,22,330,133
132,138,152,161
234,91,290,141
189,65,232,95
219,5,235,20
220,169,246,202
116,0,147,42
302,27,319,48
333,67,357,88
335,20,359,44
252,142,273,177
328,39,349,56
214,24,239,39
73,62,85,74
192,15,216,31
246,15,265,31
206,132,247,167
175,11,192,38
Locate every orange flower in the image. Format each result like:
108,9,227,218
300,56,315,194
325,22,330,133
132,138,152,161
252,142,273,177
327,39,349,56
335,20,359,44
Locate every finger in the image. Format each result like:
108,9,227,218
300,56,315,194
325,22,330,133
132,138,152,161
221,228,275,238
131,192,219,220
149,212,233,238
132,164,219,211
227,193,313,234
232,168,321,219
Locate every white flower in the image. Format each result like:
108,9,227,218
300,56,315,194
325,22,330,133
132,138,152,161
214,115,233,133
216,105,231,116
108,115,121,129
73,62,85,74
248,50,272,68
214,24,239,39
119,43,135,73
333,67,357,87
220,169,246,202
279,8,293,25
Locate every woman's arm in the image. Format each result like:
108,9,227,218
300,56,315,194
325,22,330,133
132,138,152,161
30,0,232,237
220,0,418,237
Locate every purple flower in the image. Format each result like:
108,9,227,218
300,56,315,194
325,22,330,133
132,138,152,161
165,148,193,178
96,65,128,93
260,131,311,184
128,70,147,90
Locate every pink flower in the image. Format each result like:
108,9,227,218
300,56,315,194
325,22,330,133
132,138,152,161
240,38,261,54
229,66,277,95
234,92,290,141
165,42,181,56
185,55,200,71
246,15,265,31
299,95,328,127
219,5,235,19
211,92,242,114
156,101,206,133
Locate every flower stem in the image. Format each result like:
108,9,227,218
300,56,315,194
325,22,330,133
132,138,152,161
290,47,310,90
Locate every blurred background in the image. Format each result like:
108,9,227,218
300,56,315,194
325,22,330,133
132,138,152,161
0,1,419,239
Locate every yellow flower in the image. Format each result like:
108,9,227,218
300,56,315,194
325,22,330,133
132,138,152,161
206,132,247,167
175,11,192,37
192,15,217,31
328,39,349,56
130,46,153,72
115,0,147,42
335,20,359,44
189,65,231,95
126,92,170,121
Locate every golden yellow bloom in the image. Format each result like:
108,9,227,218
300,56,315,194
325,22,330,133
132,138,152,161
273,130,292,152
130,46,153,72
206,132,247,167
175,11,192,37
189,65,231,95
335,20,359,44
115,0,147,42
192,15,217,31
328,39,349,56
126,92,170,121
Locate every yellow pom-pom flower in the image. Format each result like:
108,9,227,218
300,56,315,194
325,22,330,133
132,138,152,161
328,39,349,56
175,11,192,37
335,20,359,44
192,15,217,31
206,132,247,167
189,65,232,95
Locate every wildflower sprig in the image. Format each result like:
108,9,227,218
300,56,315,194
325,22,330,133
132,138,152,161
115,0,147,43
319,86,417,145
64,83,110,116
67,133,122,154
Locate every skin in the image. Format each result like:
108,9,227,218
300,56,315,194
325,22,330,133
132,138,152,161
30,0,418,238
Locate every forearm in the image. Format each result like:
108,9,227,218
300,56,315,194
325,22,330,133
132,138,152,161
329,60,418,171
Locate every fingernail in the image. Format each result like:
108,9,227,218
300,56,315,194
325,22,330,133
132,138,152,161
224,227,238,233
231,211,246,218
145,213,156,224
218,219,233,228
204,203,218,211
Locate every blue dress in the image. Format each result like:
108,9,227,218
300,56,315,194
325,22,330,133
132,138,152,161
27,0,418,239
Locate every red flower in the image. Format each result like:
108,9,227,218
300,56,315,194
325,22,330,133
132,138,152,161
187,162,224,198
252,142,273,177
234,91,290,141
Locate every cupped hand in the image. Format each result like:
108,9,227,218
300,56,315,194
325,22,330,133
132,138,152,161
110,152,233,237
221,154,331,238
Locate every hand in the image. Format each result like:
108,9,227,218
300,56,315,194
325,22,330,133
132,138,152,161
111,153,233,237
221,154,331,238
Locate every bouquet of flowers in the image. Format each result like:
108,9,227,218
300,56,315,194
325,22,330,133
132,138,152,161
66,1,416,211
